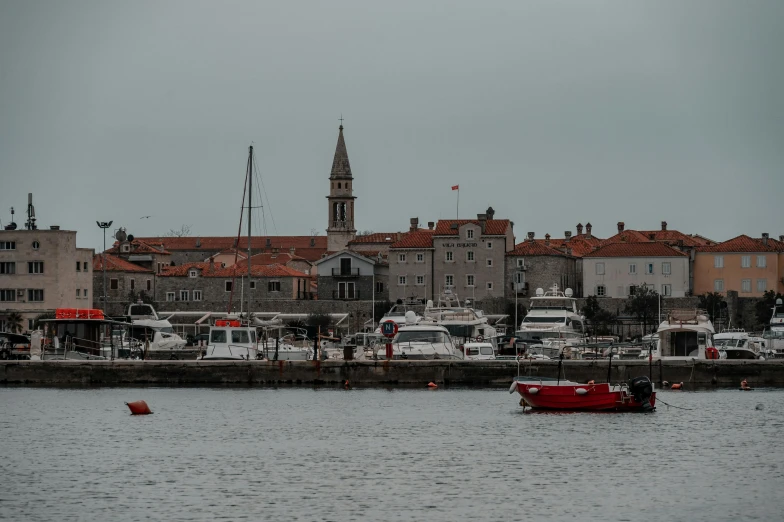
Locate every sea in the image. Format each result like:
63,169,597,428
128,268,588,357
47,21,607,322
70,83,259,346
1,386,782,522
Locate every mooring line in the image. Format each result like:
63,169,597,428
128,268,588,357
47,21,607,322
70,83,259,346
656,398,695,411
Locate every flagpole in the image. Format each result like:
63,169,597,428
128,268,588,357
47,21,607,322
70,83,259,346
456,187,459,219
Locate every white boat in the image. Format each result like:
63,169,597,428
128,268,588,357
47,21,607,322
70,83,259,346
763,298,784,358
714,329,765,360
462,341,496,360
373,323,462,360
650,309,715,360
377,299,427,330
201,317,259,360
423,289,498,345
259,328,314,360
125,302,187,352
515,285,586,358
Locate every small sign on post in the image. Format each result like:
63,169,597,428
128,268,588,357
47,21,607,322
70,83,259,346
381,320,398,360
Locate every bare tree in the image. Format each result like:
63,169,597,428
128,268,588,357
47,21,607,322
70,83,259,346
309,228,320,237
356,230,374,237
164,224,192,237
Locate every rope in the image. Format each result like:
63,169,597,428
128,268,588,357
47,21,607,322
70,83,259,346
656,398,695,410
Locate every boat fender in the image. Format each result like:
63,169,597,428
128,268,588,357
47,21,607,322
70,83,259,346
126,400,153,415
528,387,539,394
671,382,683,390
509,381,518,394
476,335,484,342
427,382,438,388
575,388,588,395
587,380,595,385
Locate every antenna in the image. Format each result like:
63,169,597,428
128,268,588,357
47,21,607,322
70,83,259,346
25,193,37,230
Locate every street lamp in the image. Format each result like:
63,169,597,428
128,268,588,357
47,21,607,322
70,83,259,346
514,271,523,335
96,221,113,315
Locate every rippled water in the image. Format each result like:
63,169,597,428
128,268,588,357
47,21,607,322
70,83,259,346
1,386,782,521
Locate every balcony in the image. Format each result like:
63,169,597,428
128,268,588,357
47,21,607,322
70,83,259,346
332,289,361,300
332,267,360,277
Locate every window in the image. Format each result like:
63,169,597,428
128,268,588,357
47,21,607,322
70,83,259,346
27,289,44,302
662,262,671,275
225,281,233,292
467,275,475,287
646,263,654,275
0,289,16,301
629,285,637,296
110,279,118,290
757,256,767,268
28,261,44,274
467,251,475,262
661,284,672,296
76,261,81,272
398,276,407,285
76,289,81,298
398,254,406,263
416,253,424,263
0,242,16,250
338,281,355,299
268,281,281,292
741,255,751,268
714,256,724,268
250,281,256,290
83,289,87,298
487,241,493,249
180,290,189,301
146,279,152,291
376,281,384,293
757,279,767,292
130,279,135,290
166,292,175,301
445,251,454,262
189,270,198,278
741,279,751,293
629,263,636,274
232,330,251,344
0,262,15,274
32,241,40,250
27,319,34,330
514,272,524,284
193,290,202,301
516,258,525,268
445,275,454,287
595,262,605,275
467,229,474,239
596,285,606,297
486,282,493,290
486,259,493,267
416,275,424,285
210,330,227,343
714,279,724,292
83,262,89,272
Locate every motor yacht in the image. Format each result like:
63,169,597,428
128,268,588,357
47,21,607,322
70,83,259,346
200,317,259,360
258,327,314,360
515,285,586,358
125,302,187,352
649,309,715,360
763,298,784,358
714,329,765,360
373,323,462,360
423,289,499,345
377,298,427,329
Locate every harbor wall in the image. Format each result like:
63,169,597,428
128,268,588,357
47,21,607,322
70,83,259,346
3,360,784,388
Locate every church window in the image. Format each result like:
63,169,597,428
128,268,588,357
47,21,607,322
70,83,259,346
338,182,341,189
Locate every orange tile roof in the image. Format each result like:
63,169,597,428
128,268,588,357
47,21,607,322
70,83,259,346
697,235,778,253
584,242,687,258
107,239,171,255
531,234,602,257
92,254,152,273
639,230,702,247
134,236,328,261
234,252,310,268
508,241,572,257
765,237,784,252
160,262,310,278
599,230,653,246
434,219,511,236
390,230,436,249
348,233,403,244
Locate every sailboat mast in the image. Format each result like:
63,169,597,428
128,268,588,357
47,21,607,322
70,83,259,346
247,145,253,323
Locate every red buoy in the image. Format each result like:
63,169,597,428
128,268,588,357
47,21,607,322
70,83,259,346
427,382,438,388
126,400,153,415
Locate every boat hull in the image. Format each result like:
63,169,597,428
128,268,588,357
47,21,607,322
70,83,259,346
514,381,655,412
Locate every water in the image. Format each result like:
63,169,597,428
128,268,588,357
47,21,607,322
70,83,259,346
1,387,782,522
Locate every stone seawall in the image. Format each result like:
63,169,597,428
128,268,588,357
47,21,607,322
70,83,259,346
3,360,783,388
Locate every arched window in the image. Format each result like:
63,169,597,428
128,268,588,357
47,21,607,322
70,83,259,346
338,182,342,189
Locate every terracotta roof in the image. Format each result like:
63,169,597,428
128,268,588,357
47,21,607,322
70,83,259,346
530,234,602,257
92,254,152,273
689,234,717,246
765,237,784,252
508,241,571,257
235,252,310,268
390,230,436,249
639,230,702,248
598,230,653,246
697,235,778,253
160,262,309,278
348,232,403,244
107,239,171,255
434,219,511,236
583,242,687,258
133,236,328,262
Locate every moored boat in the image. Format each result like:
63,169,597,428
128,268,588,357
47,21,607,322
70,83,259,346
510,376,656,412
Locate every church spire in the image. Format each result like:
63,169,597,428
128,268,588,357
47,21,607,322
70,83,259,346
330,123,352,179
326,121,357,252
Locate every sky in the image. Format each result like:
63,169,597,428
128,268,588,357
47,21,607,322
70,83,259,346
1,0,782,251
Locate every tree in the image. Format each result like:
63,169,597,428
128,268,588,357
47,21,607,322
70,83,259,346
582,296,618,336
756,290,784,328
356,230,375,237
5,312,23,333
624,286,659,336
33,312,55,329
164,224,192,237
127,290,157,310
697,292,726,323
504,301,528,330
305,313,332,338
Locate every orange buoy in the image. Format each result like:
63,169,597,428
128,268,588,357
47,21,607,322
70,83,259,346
343,380,351,389
740,379,752,391
427,382,438,388
671,382,683,390
126,400,153,415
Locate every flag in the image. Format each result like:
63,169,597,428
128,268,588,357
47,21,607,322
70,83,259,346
451,185,459,191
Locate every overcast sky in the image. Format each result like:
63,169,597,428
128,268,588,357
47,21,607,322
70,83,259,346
1,0,782,251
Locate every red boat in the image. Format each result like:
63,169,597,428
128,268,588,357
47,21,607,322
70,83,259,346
510,376,656,412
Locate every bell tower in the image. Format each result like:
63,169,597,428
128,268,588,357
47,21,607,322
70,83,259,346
326,123,356,252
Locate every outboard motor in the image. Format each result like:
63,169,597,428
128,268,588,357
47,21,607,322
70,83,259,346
628,376,655,412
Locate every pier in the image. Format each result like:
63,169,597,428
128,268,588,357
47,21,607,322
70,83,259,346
3,360,784,387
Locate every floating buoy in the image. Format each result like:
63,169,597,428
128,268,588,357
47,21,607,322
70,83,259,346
671,382,683,390
662,381,670,387
587,380,595,385
427,382,438,388
126,400,152,415
343,380,351,390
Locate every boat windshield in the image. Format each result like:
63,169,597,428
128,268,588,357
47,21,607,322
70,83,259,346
530,299,575,311
394,330,449,344
763,329,784,339
522,316,567,324
231,330,251,344
443,324,474,338
516,331,570,341
211,329,227,343
715,338,745,348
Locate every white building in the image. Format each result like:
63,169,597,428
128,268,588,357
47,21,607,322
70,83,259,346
582,242,689,298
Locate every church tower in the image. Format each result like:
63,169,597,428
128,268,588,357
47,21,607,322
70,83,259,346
326,123,357,252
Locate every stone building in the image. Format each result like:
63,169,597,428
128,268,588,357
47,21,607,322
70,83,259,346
0,227,94,332
105,238,172,274
388,228,437,303
504,234,579,299
315,250,389,302
235,249,314,277
326,124,357,252
93,254,154,316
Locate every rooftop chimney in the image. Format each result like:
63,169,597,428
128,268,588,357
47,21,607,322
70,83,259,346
49,225,60,230
762,233,769,246
780,235,784,243
576,223,583,235
477,213,487,233
661,221,668,231
545,233,551,246
266,238,272,248
617,222,625,233
486,206,495,220
427,221,434,230
209,256,215,271
564,231,572,240
195,237,201,248
310,237,316,247
585,223,592,238
410,217,419,232
233,238,238,248
289,246,296,256
527,232,535,242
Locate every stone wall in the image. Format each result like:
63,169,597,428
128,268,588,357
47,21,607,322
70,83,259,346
504,255,579,299
317,275,374,301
